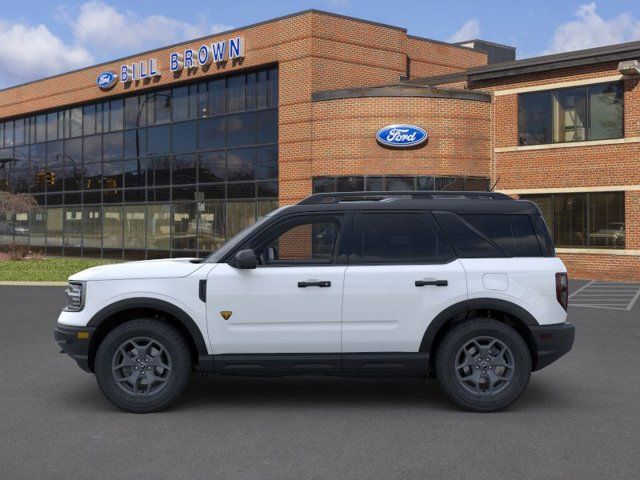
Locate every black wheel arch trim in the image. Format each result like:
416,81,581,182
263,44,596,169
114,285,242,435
86,298,208,356
419,298,539,353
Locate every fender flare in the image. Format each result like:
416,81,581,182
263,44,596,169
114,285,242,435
419,298,538,353
87,297,208,356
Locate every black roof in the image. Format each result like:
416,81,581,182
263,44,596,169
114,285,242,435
280,191,540,215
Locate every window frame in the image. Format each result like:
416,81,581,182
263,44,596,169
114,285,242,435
517,81,624,146
349,211,456,266
232,212,349,267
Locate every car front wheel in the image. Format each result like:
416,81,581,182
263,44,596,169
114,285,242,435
435,318,532,412
95,319,192,413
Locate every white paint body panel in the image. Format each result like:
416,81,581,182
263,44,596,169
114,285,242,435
206,263,345,354
461,257,567,326
341,261,468,352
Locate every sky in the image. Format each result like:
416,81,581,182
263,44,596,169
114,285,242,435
1,0,640,88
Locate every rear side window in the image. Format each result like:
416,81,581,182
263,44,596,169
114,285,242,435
433,212,502,258
353,212,454,264
530,214,555,256
462,214,542,257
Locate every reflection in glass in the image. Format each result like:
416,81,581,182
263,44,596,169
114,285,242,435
172,203,196,250
147,204,171,250
124,205,145,249
104,206,123,248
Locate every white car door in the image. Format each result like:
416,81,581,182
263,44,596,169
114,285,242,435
342,212,467,354
206,213,348,355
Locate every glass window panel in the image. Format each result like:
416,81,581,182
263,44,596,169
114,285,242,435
147,204,171,250
70,108,82,137
103,206,123,249
148,187,170,202
246,72,256,110
518,91,552,145
14,118,26,146
433,211,501,258
434,177,463,191
47,141,64,166
257,109,277,145
172,121,197,153
0,212,13,246
337,176,364,192
29,207,46,247
553,87,587,142
227,148,255,181
462,214,541,257
147,125,170,155
207,79,225,116
256,146,277,180
64,207,82,248
172,153,197,185
4,121,14,147
46,207,63,247
257,180,278,198
83,105,96,136
48,193,64,205
365,177,383,191
257,70,268,110
554,193,587,247
83,135,102,163
0,122,4,148
123,205,145,248
83,162,101,190
124,158,147,188
256,219,339,263
465,177,490,191
196,83,207,118
198,201,225,252
227,112,255,147
124,128,145,158
226,75,245,113
154,91,171,124
268,68,278,108
82,206,101,248
173,185,196,200
313,177,337,193
13,146,29,193
589,83,623,141
198,117,226,150
35,115,47,143
588,192,625,248
103,132,123,160
110,99,124,131
102,160,123,190
226,201,255,237
199,183,225,199
172,86,189,122
386,177,414,191
83,191,101,205
188,85,198,120
124,96,139,129
417,176,434,191
12,212,29,245
29,144,46,193
147,155,171,186
124,189,146,203
172,203,197,250
227,182,255,198
258,200,278,219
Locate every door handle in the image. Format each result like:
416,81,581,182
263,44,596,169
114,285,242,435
298,280,331,288
415,279,448,287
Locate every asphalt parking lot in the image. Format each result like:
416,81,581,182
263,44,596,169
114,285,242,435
1,281,639,480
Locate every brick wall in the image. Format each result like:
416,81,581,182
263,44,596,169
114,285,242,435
406,37,487,79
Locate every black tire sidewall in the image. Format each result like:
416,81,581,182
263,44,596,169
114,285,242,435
436,319,532,412
95,319,191,413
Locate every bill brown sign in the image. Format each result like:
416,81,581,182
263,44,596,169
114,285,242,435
98,37,245,89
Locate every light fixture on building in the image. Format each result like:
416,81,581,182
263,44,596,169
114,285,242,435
617,60,640,75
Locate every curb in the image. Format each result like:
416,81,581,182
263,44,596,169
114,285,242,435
0,281,67,286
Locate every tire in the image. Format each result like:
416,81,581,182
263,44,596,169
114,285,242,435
435,318,531,412
94,318,192,413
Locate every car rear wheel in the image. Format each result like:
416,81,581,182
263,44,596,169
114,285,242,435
435,318,531,412
95,319,192,413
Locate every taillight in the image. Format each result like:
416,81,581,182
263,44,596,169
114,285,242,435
556,272,568,311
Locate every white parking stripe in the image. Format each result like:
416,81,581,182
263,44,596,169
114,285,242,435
569,281,640,311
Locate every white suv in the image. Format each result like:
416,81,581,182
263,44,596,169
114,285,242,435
55,191,575,413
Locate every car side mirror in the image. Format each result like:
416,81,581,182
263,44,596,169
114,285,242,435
234,249,258,269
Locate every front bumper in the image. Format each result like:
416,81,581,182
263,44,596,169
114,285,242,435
531,322,575,371
54,323,96,373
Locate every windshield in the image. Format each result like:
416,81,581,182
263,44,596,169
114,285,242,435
203,206,290,263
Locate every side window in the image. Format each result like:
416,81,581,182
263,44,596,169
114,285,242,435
249,216,341,265
461,214,542,257
433,211,502,258
354,212,454,264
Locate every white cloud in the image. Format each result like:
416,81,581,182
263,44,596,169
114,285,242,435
63,1,233,58
448,19,481,43
0,20,93,87
544,3,640,54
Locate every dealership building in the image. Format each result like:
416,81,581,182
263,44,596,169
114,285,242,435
0,10,639,280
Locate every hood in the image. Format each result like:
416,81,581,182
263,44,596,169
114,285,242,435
69,258,205,281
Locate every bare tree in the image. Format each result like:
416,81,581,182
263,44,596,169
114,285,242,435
0,191,37,216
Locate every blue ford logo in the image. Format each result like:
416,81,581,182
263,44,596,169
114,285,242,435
376,124,427,148
96,71,118,90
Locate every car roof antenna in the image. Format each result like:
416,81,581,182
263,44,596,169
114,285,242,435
489,177,501,192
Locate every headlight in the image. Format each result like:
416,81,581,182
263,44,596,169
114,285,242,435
63,282,85,312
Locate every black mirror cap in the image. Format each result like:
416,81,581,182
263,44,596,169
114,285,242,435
234,249,258,269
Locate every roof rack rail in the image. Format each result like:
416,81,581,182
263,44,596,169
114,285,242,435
298,191,511,205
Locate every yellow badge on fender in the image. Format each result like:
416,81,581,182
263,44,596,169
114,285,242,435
220,311,232,320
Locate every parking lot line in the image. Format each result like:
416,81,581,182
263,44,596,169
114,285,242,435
569,281,640,311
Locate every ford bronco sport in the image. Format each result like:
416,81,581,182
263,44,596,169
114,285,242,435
55,191,575,413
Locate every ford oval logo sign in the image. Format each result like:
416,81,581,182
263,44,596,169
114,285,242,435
376,124,427,148
96,71,118,90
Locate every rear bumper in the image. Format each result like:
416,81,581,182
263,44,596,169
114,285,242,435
54,323,96,373
531,322,575,371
